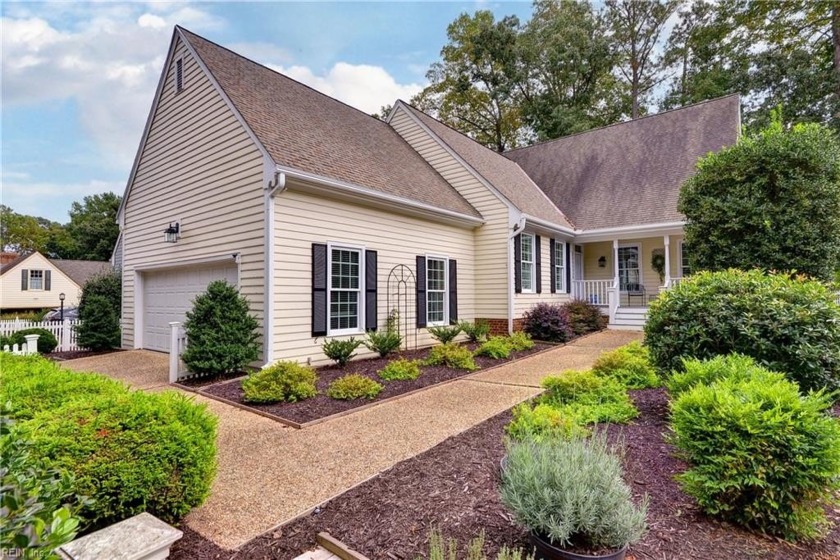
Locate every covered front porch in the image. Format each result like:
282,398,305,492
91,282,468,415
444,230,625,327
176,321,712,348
570,227,687,328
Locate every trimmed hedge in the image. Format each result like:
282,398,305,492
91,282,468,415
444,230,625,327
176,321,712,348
5,328,59,354
0,355,217,530
644,269,840,391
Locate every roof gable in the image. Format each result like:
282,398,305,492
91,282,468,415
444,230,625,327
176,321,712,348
396,103,574,230
505,95,741,230
178,29,480,219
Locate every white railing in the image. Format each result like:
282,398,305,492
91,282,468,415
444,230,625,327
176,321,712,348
169,322,188,383
572,280,613,306
0,319,80,352
668,276,684,288
2,334,40,355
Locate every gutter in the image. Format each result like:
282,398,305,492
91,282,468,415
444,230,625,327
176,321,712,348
574,221,685,242
263,171,288,365
522,214,577,236
507,214,526,334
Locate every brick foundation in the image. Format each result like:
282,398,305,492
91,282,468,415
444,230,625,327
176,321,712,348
477,318,524,336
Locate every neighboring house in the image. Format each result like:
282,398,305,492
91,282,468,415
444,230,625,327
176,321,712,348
116,27,740,364
0,252,111,311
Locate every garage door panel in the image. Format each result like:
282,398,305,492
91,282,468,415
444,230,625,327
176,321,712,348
143,263,238,352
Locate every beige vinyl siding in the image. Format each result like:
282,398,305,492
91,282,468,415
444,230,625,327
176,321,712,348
389,107,509,319
273,187,476,365
513,233,570,317
581,234,685,298
0,254,82,310
121,36,266,351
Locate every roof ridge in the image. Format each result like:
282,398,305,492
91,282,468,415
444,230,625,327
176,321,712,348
504,93,741,155
177,27,395,131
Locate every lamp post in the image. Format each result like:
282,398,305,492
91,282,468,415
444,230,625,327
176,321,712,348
59,292,65,322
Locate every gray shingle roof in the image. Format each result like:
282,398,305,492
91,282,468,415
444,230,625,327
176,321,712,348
179,29,481,220
505,95,741,230
400,103,574,229
49,260,112,287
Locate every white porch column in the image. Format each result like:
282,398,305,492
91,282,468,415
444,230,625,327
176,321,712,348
612,239,620,288
663,235,671,287
169,322,181,383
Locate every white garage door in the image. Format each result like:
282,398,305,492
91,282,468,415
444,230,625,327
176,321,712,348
143,263,239,352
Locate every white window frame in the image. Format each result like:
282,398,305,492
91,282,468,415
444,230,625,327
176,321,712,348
617,243,642,292
425,255,449,327
554,240,566,293
175,57,185,93
28,269,44,291
520,233,535,293
678,240,689,278
327,242,366,336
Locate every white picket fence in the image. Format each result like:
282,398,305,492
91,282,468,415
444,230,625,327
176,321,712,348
3,334,40,355
0,319,81,352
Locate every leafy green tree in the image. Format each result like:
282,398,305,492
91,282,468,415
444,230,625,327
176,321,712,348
181,280,260,375
517,0,622,139
605,0,679,119
66,193,121,261
679,118,840,281
412,10,524,151
0,206,70,258
76,272,122,351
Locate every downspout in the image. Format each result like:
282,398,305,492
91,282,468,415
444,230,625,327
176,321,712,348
507,215,526,334
264,170,287,366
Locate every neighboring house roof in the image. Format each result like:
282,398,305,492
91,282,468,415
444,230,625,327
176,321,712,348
49,260,111,287
398,103,575,230
504,95,741,230
179,28,481,219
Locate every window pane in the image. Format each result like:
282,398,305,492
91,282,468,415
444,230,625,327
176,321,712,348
521,264,532,291
428,292,445,324
330,290,358,330
427,258,445,291
680,243,690,277
331,248,360,290
555,242,565,291
29,270,43,290
521,235,532,261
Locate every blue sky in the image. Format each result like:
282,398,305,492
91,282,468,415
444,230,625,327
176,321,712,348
2,1,534,223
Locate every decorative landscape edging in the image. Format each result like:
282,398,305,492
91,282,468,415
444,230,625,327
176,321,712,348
316,532,371,560
174,329,609,430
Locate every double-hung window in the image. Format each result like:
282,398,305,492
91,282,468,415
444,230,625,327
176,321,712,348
520,233,535,292
554,241,565,292
679,241,690,278
329,247,362,334
426,256,448,325
29,270,44,290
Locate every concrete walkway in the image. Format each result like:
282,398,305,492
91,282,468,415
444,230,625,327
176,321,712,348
61,330,640,550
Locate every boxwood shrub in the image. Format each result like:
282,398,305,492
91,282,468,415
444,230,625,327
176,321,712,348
0,355,217,530
644,269,840,391
670,363,840,540
6,328,58,354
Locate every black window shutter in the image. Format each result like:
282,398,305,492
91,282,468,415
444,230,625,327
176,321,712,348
566,242,572,294
513,235,522,294
549,239,557,294
416,256,427,328
312,244,328,337
21,270,28,291
45,270,51,291
448,259,458,324
535,235,542,294
365,250,378,331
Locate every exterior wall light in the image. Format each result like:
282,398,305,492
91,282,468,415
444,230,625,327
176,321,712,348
598,256,607,268
164,222,180,243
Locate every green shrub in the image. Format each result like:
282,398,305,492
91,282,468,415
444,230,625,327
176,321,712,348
364,329,403,357
327,374,383,400
667,353,766,397
423,529,534,560
540,370,638,425
76,271,121,352
1,356,217,530
1,409,88,556
670,367,840,540
506,331,535,352
428,325,462,344
426,343,479,371
500,434,647,550
181,280,260,375
592,341,660,389
0,354,124,420
521,303,573,342
378,358,421,381
644,269,840,392
562,299,607,335
241,361,318,404
474,337,512,359
506,403,588,442
7,328,59,354
322,337,363,367
458,320,490,343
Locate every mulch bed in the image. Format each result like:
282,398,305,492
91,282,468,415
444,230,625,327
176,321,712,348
49,349,124,361
172,388,840,560
192,342,551,425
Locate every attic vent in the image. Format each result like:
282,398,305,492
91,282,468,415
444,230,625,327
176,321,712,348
175,58,184,93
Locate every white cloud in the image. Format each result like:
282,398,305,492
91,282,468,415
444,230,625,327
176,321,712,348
138,13,167,29
270,62,423,114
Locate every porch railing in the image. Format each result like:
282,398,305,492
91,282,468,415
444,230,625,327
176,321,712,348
572,280,613,306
